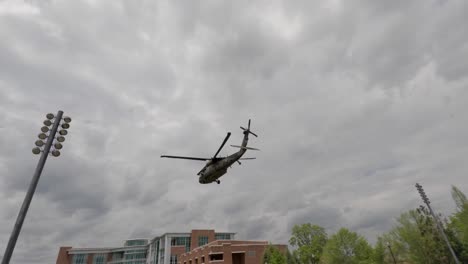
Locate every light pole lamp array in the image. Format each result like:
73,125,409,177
415,183,460,264
1,111,71,264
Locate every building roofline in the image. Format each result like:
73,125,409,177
68,245,148,254
149,232,191,243
149,231,236,243
65,230,238,251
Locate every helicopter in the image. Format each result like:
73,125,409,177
161,119,259,184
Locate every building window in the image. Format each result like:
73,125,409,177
72,254,87,264
210,254,223,261
247,251,256,257
153,240,160,264
170,255,178,264
198,236,209,247
125,239,147,246
112,252,123,261
201,256,205,263
171,237,191,252
215,233,231,240
125,249,147,261
93,253,106,264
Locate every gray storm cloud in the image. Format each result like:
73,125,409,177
1,0,468,263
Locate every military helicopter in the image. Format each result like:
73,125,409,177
161,119,259,184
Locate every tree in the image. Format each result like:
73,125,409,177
372,237,385,264
289,224,327,264
320,228,373,264
387,206,461,263
286,249,299,264
370,185,468,263
263,245,286,264
373,233,409,264
451,185,467,212
449,186,468,261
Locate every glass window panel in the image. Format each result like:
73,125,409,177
198,236,208,247
215,233,231,240
170,255,178,264
72,254,87,264
171,237,191,252
93,253,106,264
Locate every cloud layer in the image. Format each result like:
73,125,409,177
1,0,468,263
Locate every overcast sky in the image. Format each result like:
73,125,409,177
1,0,468,263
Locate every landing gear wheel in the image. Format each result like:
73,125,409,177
216,180,220,184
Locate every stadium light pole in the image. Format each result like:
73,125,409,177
1,111,71,264
415,183,460,264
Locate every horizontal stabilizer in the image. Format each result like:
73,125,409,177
230,145,260,151
239,157,256,160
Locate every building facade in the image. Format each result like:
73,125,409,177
178,240,286,264
57,230,236,264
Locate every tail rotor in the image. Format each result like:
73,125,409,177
240,119,258,137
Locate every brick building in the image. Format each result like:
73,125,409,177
56,229,285,264
178,240,286,264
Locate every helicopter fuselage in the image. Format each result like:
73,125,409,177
198,149,246,184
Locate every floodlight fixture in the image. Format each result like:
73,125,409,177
35,140,44,147
32,147,41,155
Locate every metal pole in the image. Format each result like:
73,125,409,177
1,111,63,264
426,202,460,264
387,242,397,264
415,183,460,264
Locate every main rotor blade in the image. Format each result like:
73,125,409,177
161,155,209,161
239,157,256,160
231,145,260,151
213,132,231,158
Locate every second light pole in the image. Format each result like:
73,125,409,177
415,183,460,264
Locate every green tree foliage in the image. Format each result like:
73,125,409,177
263,245,287,264
289,186,468,263
374,234,407,264
449,186,468,261
372,237,385,264
391,208,441,263
320,228,373,264
451,185,467,212
289,224,328,264
386,206,463,263
286,249,299,264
